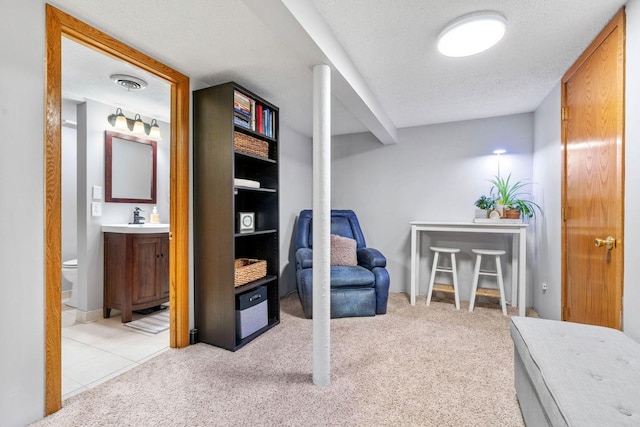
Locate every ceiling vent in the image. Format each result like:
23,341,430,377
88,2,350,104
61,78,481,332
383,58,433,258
110,74,148,91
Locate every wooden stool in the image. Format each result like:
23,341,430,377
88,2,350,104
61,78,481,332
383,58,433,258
427,247,460,310
469,249,507,315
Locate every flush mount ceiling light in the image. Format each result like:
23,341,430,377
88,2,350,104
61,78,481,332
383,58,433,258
110,74,148,91
437,11,507,57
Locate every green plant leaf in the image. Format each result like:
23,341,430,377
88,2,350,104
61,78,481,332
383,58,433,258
488,173,541,218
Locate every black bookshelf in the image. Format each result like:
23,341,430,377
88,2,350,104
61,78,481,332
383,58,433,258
193,82,280,351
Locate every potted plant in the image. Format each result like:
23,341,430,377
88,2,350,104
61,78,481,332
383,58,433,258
474,195,496,218
488,173,541,220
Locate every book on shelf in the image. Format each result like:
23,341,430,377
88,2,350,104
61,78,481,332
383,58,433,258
256,104,263,134
234,178,260,188
250,99,256,131
234,110,250,123
234,108,250,119
234,90,252,107
263,108,268,137
259,107,274,138
233,89,276,138
233,115,251,129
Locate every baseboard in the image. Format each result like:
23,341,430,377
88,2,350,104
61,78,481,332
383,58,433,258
76,308,103,323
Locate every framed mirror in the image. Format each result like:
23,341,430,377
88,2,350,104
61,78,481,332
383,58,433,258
105,130,157,203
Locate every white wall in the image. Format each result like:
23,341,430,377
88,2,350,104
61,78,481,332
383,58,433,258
62,101,78,292
62,125,78,293
531,83,562,320
278,124,313,296
624,0,640,341
331,113,535,302
0,4,311,423
0,1,46,424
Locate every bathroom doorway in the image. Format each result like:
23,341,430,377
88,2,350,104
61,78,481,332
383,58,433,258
60,37,171,399
45,5,190,415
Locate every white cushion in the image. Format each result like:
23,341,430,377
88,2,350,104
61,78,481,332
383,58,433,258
511,317,640,426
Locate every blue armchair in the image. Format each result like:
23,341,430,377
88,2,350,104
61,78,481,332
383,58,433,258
295,210,390,318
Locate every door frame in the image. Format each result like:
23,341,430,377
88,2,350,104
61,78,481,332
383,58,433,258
561,8,625,327
45,5,190,414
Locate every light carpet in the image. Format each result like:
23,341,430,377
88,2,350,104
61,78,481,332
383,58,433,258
34,293,527,426
125,309,170,334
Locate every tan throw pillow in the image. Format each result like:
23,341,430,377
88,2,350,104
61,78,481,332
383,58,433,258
330,234,357,266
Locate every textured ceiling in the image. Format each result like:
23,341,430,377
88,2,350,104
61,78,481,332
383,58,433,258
312,0,627,127
62,38,171,122
55,0,627,139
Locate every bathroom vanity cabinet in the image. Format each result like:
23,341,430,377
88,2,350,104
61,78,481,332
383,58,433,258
103,231,169,323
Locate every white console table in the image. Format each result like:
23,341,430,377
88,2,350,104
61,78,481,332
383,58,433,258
410,221,528,316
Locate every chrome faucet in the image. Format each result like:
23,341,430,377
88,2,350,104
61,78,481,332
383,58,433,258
131,207,145,224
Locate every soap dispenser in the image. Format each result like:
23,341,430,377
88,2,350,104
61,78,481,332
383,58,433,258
150,206,160,224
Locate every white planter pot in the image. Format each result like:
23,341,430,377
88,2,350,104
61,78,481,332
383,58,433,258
474,208,489,219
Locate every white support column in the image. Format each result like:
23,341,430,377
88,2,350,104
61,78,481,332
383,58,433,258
312,63,331,386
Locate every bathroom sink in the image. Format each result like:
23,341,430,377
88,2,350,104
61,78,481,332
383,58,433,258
101,223,170,234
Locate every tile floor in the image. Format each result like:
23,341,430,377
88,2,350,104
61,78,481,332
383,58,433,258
61,302,169,400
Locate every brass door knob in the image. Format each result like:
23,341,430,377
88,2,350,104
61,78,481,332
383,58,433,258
594,236,616,250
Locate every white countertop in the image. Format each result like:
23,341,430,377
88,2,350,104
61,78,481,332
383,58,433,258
101,224,170,234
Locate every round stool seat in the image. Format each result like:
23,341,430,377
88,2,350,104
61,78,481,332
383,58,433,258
430,246,461,253
472,248,506,256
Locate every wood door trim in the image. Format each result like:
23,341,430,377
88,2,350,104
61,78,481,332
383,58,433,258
561,7,625,324
45,5,190,415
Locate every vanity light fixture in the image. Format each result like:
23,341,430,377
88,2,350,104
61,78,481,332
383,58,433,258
107,109,162,140
437,11,507,57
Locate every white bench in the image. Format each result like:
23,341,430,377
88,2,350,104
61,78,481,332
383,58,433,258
510,317,640,426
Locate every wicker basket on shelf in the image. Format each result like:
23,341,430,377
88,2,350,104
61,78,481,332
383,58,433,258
234,258,267,287
234,132,269,159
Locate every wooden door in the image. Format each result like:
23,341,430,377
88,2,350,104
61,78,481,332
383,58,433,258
562,9,625,328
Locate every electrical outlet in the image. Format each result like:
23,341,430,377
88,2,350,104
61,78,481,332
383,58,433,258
542,282,548,292
91,202,102,217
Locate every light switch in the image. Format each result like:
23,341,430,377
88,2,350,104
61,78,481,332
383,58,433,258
91,202,102,217
92,185,102,200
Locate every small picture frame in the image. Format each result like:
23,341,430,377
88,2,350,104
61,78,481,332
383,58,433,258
239,212,255,233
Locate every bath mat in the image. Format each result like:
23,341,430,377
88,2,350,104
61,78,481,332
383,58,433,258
125,309,170,334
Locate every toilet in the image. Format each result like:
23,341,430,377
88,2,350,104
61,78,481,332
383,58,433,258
62,259,78,308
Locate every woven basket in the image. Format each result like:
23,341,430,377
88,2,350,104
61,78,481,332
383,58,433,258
234,258,267,287
234,132,269,159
